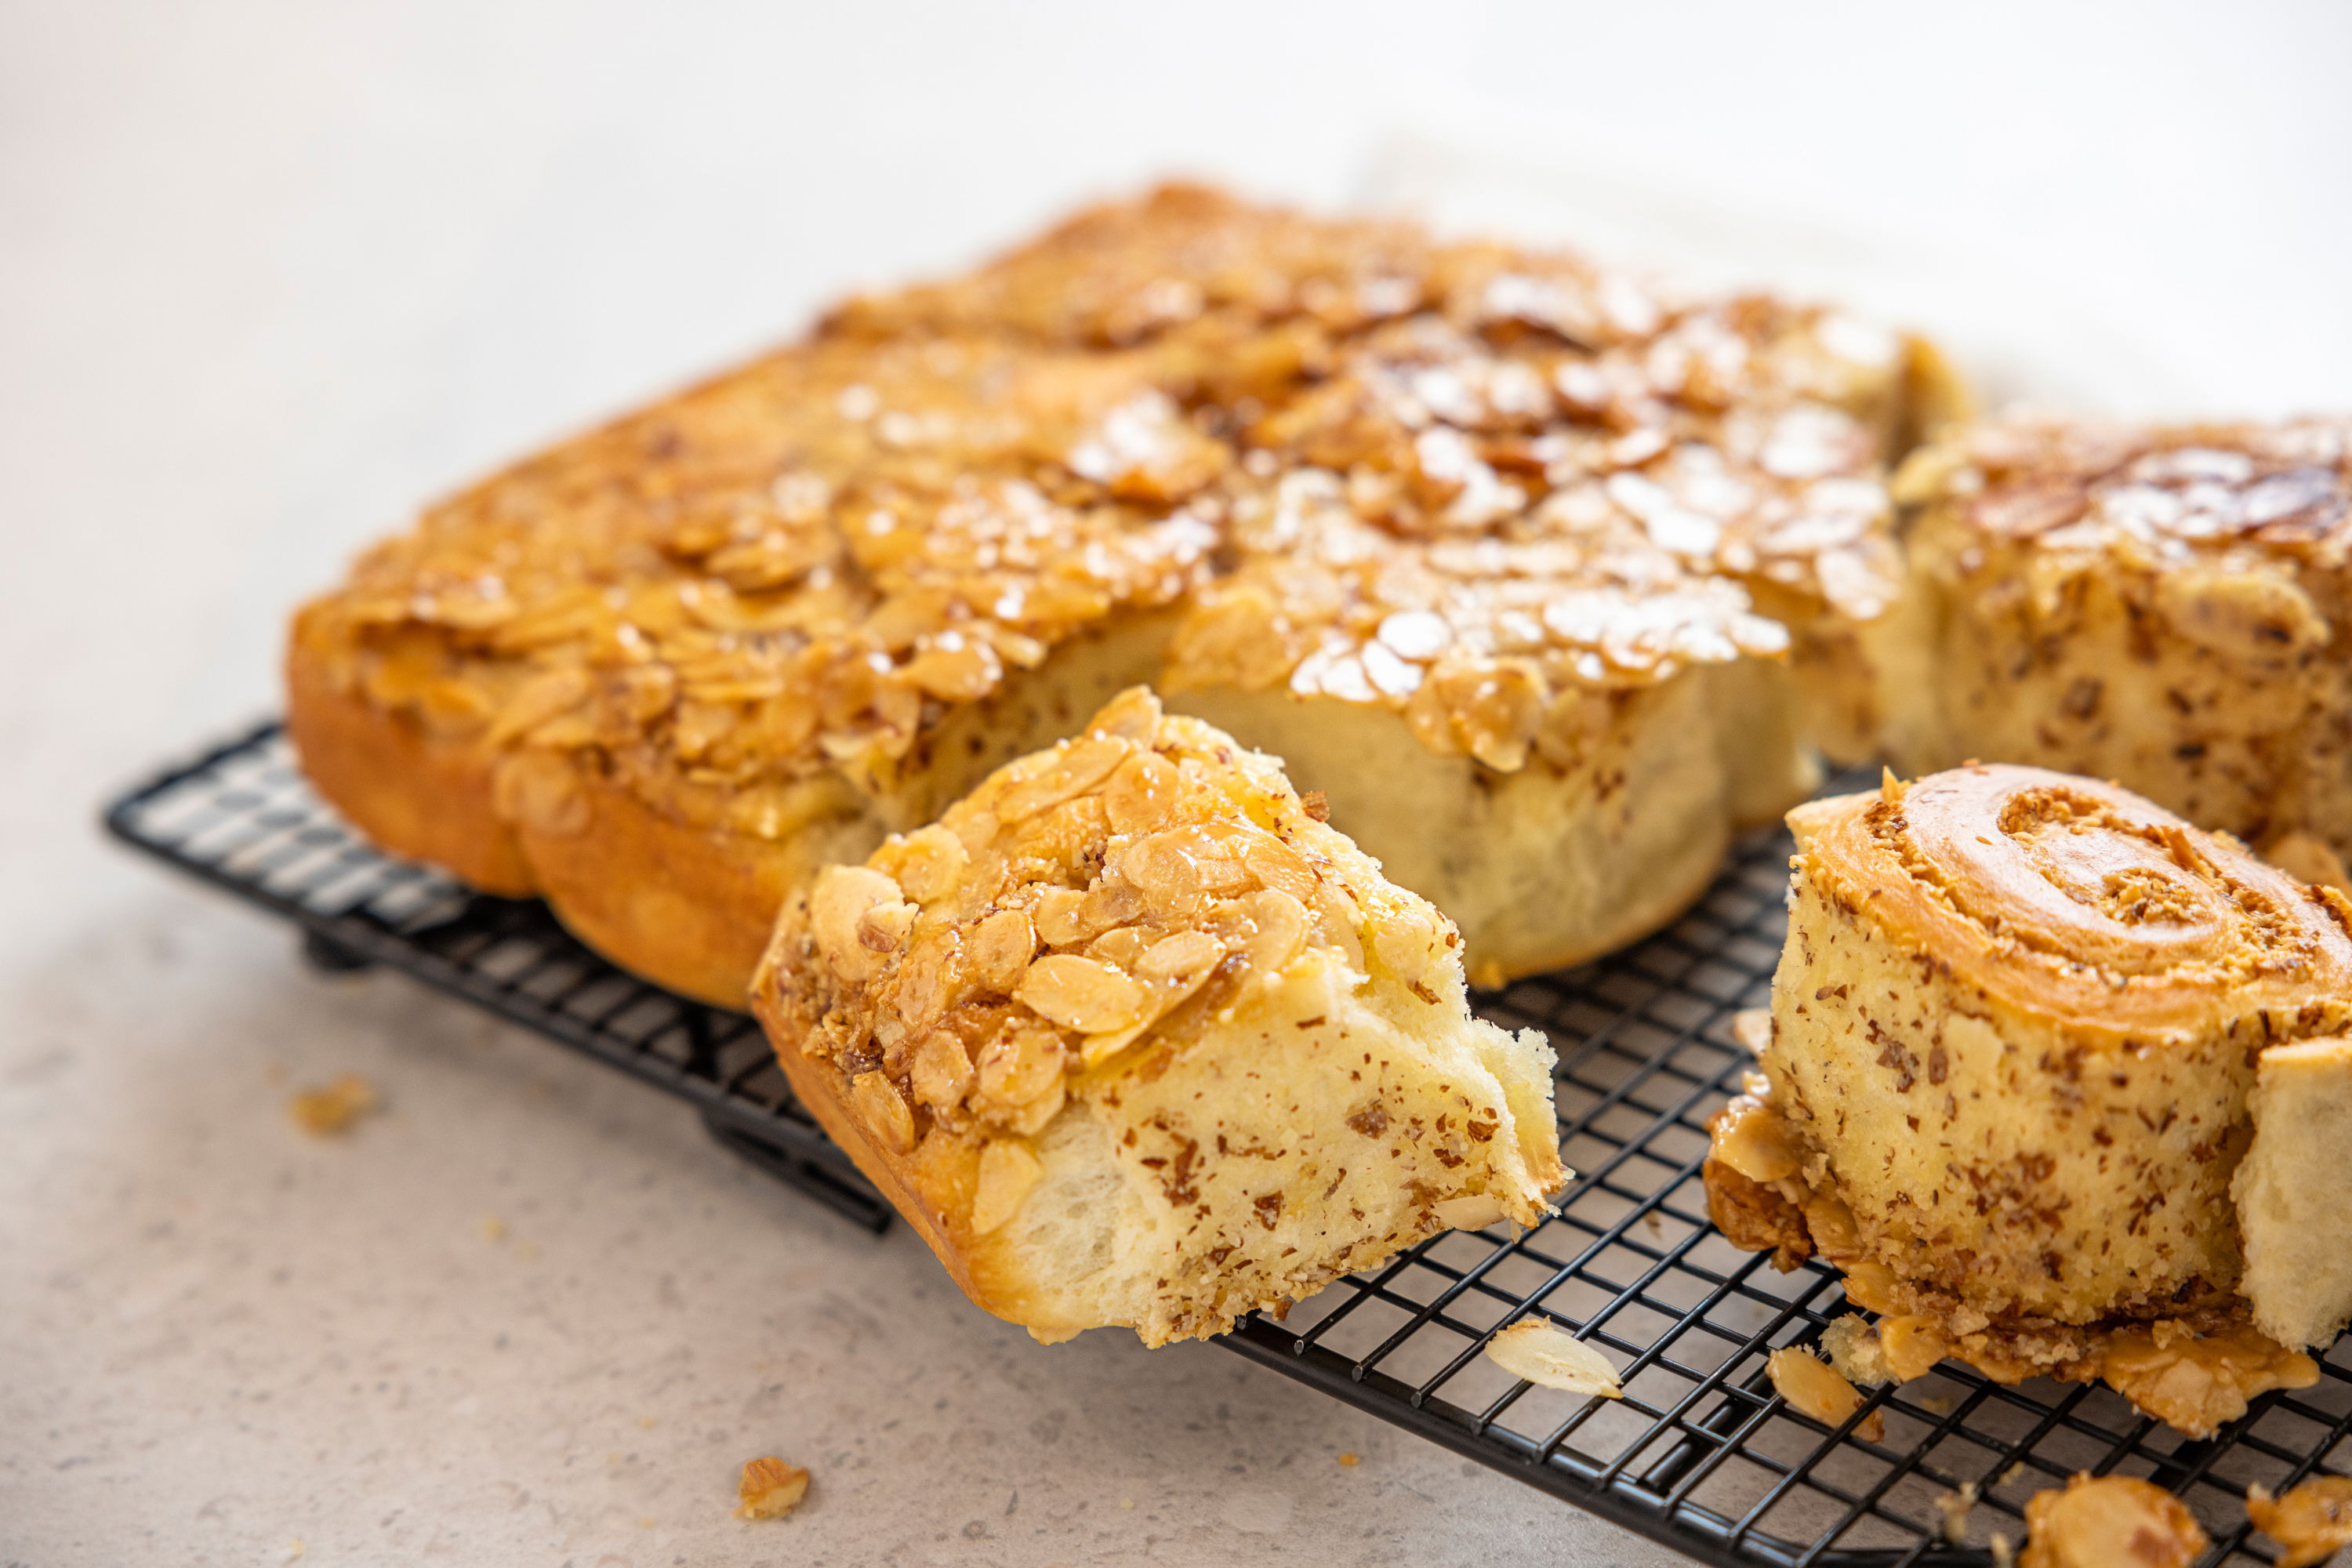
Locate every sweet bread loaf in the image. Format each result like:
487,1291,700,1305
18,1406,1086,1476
750,688,1563,1344
288,183,1958,1003
1708,763,2349,1432
1889,416,2352,855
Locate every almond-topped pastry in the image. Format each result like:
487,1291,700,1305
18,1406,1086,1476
750,688,1564,1345
1889,416,2352,858
1706,764,2352,1435
288,182,1958,1003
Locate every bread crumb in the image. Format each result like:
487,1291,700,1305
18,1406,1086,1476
1730,1008,1774,1055
288,1074,378,1136
1990,1532,2014,1568
1337,1453,1359,1468
1120,1498,1136,1509
1932,1480,1978,1544
2247,1476,2352,1568
1819,1316,1892,1387
637,1516,656,1529
283,1540,303,1563
735,1457,809,1521
1300,790,1330,822
481,1214,507,1243
638,1415,659,1429
1486,1319,1624,1397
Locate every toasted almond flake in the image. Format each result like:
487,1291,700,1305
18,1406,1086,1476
1231,887,1309,974
1433,1194,1508,1232
1767,1346,1883,1440
906,1030,974,1110
995,738,1130,823
850,1070,916,1153
485,666,592,747
810,866,910,978
884,825,969,904
1103,751,1181,835
1134,929,1225,985
2021,1474,2206,1568
973,1139,1044,1233
2247,1476,2352,1568
964,908,1037,991
1031,887,1088,947
1016,953,1149,1033
975,1024,1065,1111
1486,1319,1623,1397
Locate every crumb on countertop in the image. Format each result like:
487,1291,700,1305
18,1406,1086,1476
736,1457,810,1521
1338,1452,1359,1468
288,1073,378,1136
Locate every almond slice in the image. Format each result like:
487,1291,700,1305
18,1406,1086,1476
1485,1319,1622,1398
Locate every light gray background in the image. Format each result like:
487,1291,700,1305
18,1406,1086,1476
5,3,2348,1563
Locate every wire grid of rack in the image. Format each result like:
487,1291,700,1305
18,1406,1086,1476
104,722,2352,1567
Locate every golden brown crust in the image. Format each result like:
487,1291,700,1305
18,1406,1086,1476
285,628,535,896
509,760,875,1008
1802,764,2352,1040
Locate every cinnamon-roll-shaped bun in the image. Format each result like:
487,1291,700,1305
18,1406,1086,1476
1710,763,2352,1432
1887,416,2352,862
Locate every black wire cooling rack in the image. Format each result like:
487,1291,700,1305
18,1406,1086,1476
104,723,2352,1567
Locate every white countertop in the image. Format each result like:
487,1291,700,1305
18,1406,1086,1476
5,3,2347,1563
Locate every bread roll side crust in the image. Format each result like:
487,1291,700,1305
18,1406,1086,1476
285,633,536,896
516,764,883,1007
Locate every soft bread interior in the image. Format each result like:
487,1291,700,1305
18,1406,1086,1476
2236,1037,2352,1349
1167,660,1798,987
984,946,1559,1345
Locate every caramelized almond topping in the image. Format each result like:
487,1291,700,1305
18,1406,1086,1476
300,183,1918,855
2020,1475,2206,1568
2247,1476,2352,1568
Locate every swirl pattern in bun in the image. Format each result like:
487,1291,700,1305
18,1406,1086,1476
1710,763,2352,1432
